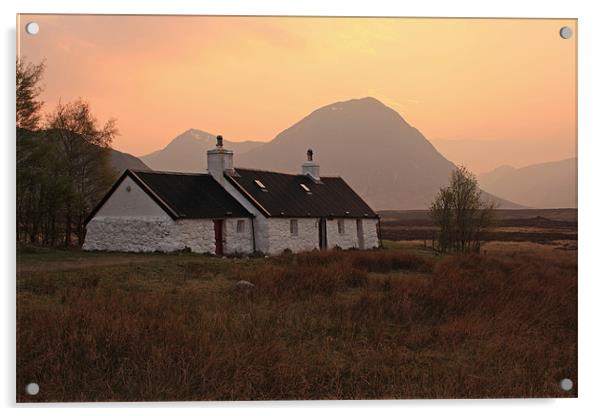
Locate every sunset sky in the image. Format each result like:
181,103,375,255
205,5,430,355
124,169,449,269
17,15,576,162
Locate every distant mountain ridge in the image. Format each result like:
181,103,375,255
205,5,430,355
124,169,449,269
139,97,522,210
140,129,263,172
478,158,577,208
431,139,575,175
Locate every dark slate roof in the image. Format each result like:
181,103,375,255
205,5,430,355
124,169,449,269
86,170,252,223
225,168,378,218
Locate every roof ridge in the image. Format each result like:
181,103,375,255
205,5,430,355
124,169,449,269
133,169,210,176
232,167,341,179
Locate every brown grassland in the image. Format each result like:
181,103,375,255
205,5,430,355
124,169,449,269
16,228,577,401
379,209,577,246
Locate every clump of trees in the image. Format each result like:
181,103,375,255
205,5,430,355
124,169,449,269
17,58,118,246
429,166,496,253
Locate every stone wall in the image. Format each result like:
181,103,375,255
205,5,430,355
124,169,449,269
84,215,379,254
264,218,320,255
84,217,253,254
260,217,379,254
223,218,254,255
84,217,182,253
326,218,360,249
362,218,380,249
174,219,216,253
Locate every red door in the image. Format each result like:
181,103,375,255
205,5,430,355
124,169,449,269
214,220,224,255
318,218,327,250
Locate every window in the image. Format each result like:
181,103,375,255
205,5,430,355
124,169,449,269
236,220,245,233
290,219,298,236
254,179,267,190
337,219,345,234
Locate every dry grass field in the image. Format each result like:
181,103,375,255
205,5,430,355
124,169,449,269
379,209,577,248
17,235,577,401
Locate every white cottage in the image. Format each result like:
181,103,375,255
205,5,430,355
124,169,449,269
83,136,380,255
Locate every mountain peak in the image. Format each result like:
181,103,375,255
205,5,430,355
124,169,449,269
343,96,385,105
175,129,214,142
327,96,387,110
140,130,263,173
311,96,411,128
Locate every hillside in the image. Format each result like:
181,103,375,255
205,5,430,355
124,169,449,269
478,158,577,208
109,149,150,174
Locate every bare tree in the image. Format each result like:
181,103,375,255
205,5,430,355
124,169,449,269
16,58,45,130
17,58,47,243
429,166,496,253
46,99,118,245
17,57,118,247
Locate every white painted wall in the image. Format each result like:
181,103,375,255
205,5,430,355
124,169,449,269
207,148,234,186
84,215,377,254
264,217,378,253
84,217,257,255
175,219,216,253
84,218,217,253
326,218,360,249
264,218,320,254
96,176,171,218
362,218,380,249
223,218,254,255
84,217,178,252
252,215,270,253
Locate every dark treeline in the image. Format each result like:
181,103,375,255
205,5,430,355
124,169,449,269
16,59,118,246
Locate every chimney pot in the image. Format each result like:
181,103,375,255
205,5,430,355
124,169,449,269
207,134,234,184
302,149,320,180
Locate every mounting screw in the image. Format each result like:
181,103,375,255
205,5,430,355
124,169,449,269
559,26,573,39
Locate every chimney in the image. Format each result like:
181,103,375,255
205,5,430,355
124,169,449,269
207,135,234,185
302,148,320,180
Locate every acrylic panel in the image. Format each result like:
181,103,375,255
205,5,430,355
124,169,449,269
16,14,577,402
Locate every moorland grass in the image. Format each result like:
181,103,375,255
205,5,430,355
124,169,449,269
16,246,577,401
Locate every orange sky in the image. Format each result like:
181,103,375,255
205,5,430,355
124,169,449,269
17,15,576,158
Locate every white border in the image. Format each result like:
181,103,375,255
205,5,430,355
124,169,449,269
3,1,601,415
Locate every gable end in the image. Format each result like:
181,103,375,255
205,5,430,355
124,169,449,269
85,170,179,224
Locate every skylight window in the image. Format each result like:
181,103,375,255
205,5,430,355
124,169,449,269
254,179,266,190
300,184,310,192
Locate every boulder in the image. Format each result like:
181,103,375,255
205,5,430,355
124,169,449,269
234,280,256,291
